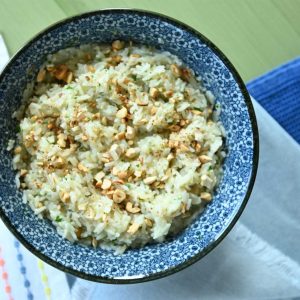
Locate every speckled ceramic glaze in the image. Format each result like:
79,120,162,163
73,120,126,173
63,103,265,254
0,9,258,283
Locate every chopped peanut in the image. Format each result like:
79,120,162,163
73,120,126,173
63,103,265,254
52,157,64,168
170,64,182,77
163,90,173,98
169,125,181,132
150,106,157,115
127,222,140,234
52,64,69,82
76,227,83,238
200,192,212,202
125,126,135,140
134,170,143,178
144,218,153,227
111,55,122,64
61,192,70,203
130,53,141,58
95,181,102,188
112,40,125,51
143,176,157,185
137,118,147,125
66,72,73,83
114,132,126,140
149,87,159,99
116,107,128,119
136,99,148,106
181,68,190,82
47,123,54,129
180,119,186,127
167,153,174,161
101,178,112,190
112,167,119,176
82,135,88,141
113,189,126,203
87,65,96,73
112,179,125,184
20,169,27,177
117,171,128,180
101,116,108,125
126,202,141,214
78,162,88,173
57,133,66,148
94,171,105,182
161,172,170,181
199,155,212,164
37,69,46,82
93,112,101,120
77,112,86,121
180,143,189,152
125,148,140,159
191,109,203,115
195,143,202,153
14,146,22,154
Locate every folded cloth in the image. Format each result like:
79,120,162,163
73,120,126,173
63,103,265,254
0,35,71,300
247,57,300,144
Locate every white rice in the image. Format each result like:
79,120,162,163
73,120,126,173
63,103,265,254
12,42,225,254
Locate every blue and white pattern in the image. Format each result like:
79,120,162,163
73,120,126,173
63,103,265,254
0,10,258,283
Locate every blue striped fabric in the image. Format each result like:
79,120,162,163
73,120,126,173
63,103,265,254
247,57,300,144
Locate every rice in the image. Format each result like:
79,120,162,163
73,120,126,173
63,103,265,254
12,41,225,254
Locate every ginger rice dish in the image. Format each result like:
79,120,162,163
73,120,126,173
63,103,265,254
11,41,225,254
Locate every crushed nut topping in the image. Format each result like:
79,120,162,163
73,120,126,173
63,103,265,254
13,42,225,253
125,126,135,140
116,107,128,119
200,192,212,202
199,155,212,164
78,162,88,173
127,222,140,234
112,40,125,51
125,148,140,159
126,202,141,214
101,178,112,190
113,189,126,203
143,176,157,185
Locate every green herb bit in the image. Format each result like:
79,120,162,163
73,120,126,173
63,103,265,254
55,216,63,222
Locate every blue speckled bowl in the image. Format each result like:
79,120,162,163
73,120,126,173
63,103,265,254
0,9,258,283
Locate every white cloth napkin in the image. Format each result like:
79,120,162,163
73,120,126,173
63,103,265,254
0,35,9,71
0,35,71,300
71,100,300,299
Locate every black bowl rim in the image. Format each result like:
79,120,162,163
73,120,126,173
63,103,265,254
0,8,259,284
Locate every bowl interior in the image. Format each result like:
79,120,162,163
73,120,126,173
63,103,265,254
0,10,257,282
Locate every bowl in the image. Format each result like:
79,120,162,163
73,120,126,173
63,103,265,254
0,9,258,283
